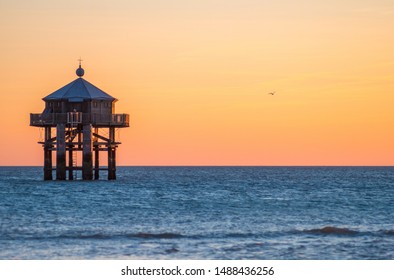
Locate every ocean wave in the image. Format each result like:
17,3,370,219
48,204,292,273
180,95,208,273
303,226,358,235
4,228,393,242
48,233,113,240
13,232,185,241
128,232,183,239
224,232,257,238
165,247,180,254
67,232,184,240
381,230,394,235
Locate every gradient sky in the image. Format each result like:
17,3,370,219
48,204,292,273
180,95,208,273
1,0,394,165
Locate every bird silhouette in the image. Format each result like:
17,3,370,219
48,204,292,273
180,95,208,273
268,91,276,95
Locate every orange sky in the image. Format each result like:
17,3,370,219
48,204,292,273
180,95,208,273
1,0,394,166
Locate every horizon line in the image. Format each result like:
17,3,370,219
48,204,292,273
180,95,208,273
1,165,394,168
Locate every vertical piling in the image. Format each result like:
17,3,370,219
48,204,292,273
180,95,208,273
94,147,99,180
108,127,116,180
94,127,99,180
68,143,74,180
82,124,93,180
56,124,66,180
44,127,52,180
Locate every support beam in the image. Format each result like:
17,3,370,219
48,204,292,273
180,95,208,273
94,148,99,180
56,124,66,180
108,147,116,180
92,132,110,142
68,144,74,180
108,127,116,180
44,127,52,180
78,128,82,149
82,124,93,180
94,127,99,180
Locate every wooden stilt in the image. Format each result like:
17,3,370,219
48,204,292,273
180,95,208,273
94,127,99,180
94,147,99,180
68,143,74,180
78,128,82,149
82,124,93,180
112,147,116,180
108,127,116,180
56,124,66,180
44,127,52,180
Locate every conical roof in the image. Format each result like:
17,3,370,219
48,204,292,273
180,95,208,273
43,77,116,103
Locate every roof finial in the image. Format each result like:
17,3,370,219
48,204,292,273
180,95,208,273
76,57,85,77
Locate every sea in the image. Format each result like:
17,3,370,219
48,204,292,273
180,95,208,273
0,166,393,260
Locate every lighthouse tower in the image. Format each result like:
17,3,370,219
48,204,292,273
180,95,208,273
30,63,129,180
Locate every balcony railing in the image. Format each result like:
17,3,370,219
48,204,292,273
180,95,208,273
30,113,130,127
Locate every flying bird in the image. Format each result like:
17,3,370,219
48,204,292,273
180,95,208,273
268,91,276,95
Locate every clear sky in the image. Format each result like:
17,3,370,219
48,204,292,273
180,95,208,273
1,0,394,165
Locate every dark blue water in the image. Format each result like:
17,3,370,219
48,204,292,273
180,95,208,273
0,167,393,259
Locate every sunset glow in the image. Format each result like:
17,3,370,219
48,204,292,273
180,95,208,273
1,0,394,165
